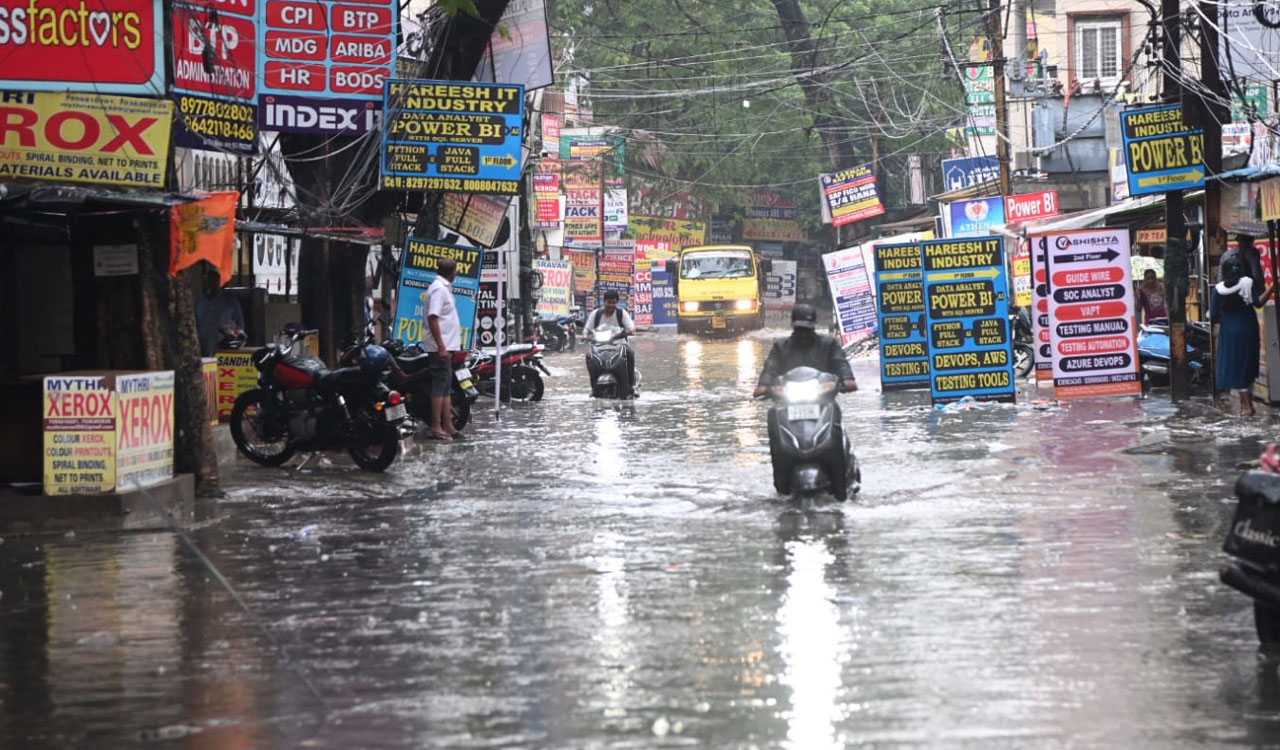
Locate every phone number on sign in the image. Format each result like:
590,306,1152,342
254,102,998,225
183,116,255,141
179,98,254,123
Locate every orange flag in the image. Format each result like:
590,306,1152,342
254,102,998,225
170,191,240,285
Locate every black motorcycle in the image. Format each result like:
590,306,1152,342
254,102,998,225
1012,307,1035,378
1221,469,1280,648
762,366,859,506
373,338,479,431
586,329,640,399
230,329,411,471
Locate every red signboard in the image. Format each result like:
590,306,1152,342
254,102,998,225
1005,190,1060,223
258,0,395,101
173,5,257,99
0,0,165,94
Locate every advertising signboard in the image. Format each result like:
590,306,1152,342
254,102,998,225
819,164,886,227
0,0,165,95
764,259,797,310
1031,236,1053,381
535,259,572,316
1121,104,1205,196
257,0,396,107
173,94,257,154
873,242,930,390
1012,237,1033,307
963,65,996,135
0,91,172,188
173,2,256,98
605,177,628,232
114,371,174,491
948,197,1005,237
598,247,634,303
629,215,706,249
474,0,553,92
1034,228,1141,398
567,249,596,308
921,236,1016,404
441,192,510,247
1005,190,1060,223
381,80,524,194
216,350,258,421
393,238,483,349
822,246,878,345
631,263,654,326
941,155,999,191
652,265,677,326
42,375,116,495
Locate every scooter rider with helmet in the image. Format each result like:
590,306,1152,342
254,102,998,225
752,303,857,397
753,303,857,495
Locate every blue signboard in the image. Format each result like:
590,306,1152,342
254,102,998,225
651,266,678,326
393,238,483,350
921,236,1016,404
941,156,999,192
873,243,930,391
1120,104,1204,197
948,197,1006,237
381,80,525,195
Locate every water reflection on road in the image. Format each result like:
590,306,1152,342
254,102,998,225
3,331,1280,748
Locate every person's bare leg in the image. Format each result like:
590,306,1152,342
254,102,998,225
1243,389,1256,417
430,396,452,439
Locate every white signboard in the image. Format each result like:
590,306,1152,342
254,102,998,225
252,235,299,294
822,247,878,344
93,245,139,277
1034,227,1141,398
764,259,797,310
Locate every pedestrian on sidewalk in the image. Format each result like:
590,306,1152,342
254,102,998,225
423,258,465,441
1137,269,1168,324
1210,255,1276,417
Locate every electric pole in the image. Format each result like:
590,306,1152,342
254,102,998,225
1162,0,1189,400
988,0,1012,198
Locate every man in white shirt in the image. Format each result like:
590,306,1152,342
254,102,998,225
423,257,463,441
583,290,638,395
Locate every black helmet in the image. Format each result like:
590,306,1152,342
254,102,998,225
790,303,817,329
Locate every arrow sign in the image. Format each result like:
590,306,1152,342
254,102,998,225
1052,248,1120,264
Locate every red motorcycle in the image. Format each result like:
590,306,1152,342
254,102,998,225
468,342,549,402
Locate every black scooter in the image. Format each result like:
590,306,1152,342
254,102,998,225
1221,470,1280,649
586,329,640,399
762,366,859,507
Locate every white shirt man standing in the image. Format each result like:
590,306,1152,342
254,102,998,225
423,257,463,441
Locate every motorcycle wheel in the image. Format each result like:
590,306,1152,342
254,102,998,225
452,394,471,431
503,365,545,402
1014,342,1035,378
1256,603,1280,647
540,325,565,353
229,389,296,467
348,434,401,472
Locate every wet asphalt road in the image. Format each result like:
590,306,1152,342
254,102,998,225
4,330,1280,748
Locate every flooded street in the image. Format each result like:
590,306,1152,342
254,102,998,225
5,331,1280,748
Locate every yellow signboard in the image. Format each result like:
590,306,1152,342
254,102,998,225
1263,179,1280,223
629,215,706,249
1135,228,1167,244
0,91,172,188
115,371,175,491
216,350,258,422
43,375,117,495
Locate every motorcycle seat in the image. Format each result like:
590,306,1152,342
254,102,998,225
316,365,364,391
396,351,434,373
285,355,328,377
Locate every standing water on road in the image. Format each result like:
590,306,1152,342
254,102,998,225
2,331,1279,748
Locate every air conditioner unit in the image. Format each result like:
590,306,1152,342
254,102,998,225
1013,150,1037,172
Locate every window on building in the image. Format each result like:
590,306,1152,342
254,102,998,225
1076,19,1123,85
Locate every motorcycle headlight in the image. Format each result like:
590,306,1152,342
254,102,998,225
782,380,821,402
682,301,700,312
734,299,755,311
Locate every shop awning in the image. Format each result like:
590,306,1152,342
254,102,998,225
1215,162,1280,184
0,183,196,213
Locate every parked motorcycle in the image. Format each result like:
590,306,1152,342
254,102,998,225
1220,468,1280,649
539,311,581,353
1137,318,1211,386
352,335,478,432
1011,307,1035,378
230,329,411,471
470,343,548,402
586,329,641,399
760,366,860,507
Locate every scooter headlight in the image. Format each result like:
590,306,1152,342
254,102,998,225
783,380,821,402
593,330,614,343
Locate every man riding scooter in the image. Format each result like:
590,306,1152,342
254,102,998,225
753,304,859,499
584,290,638,397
